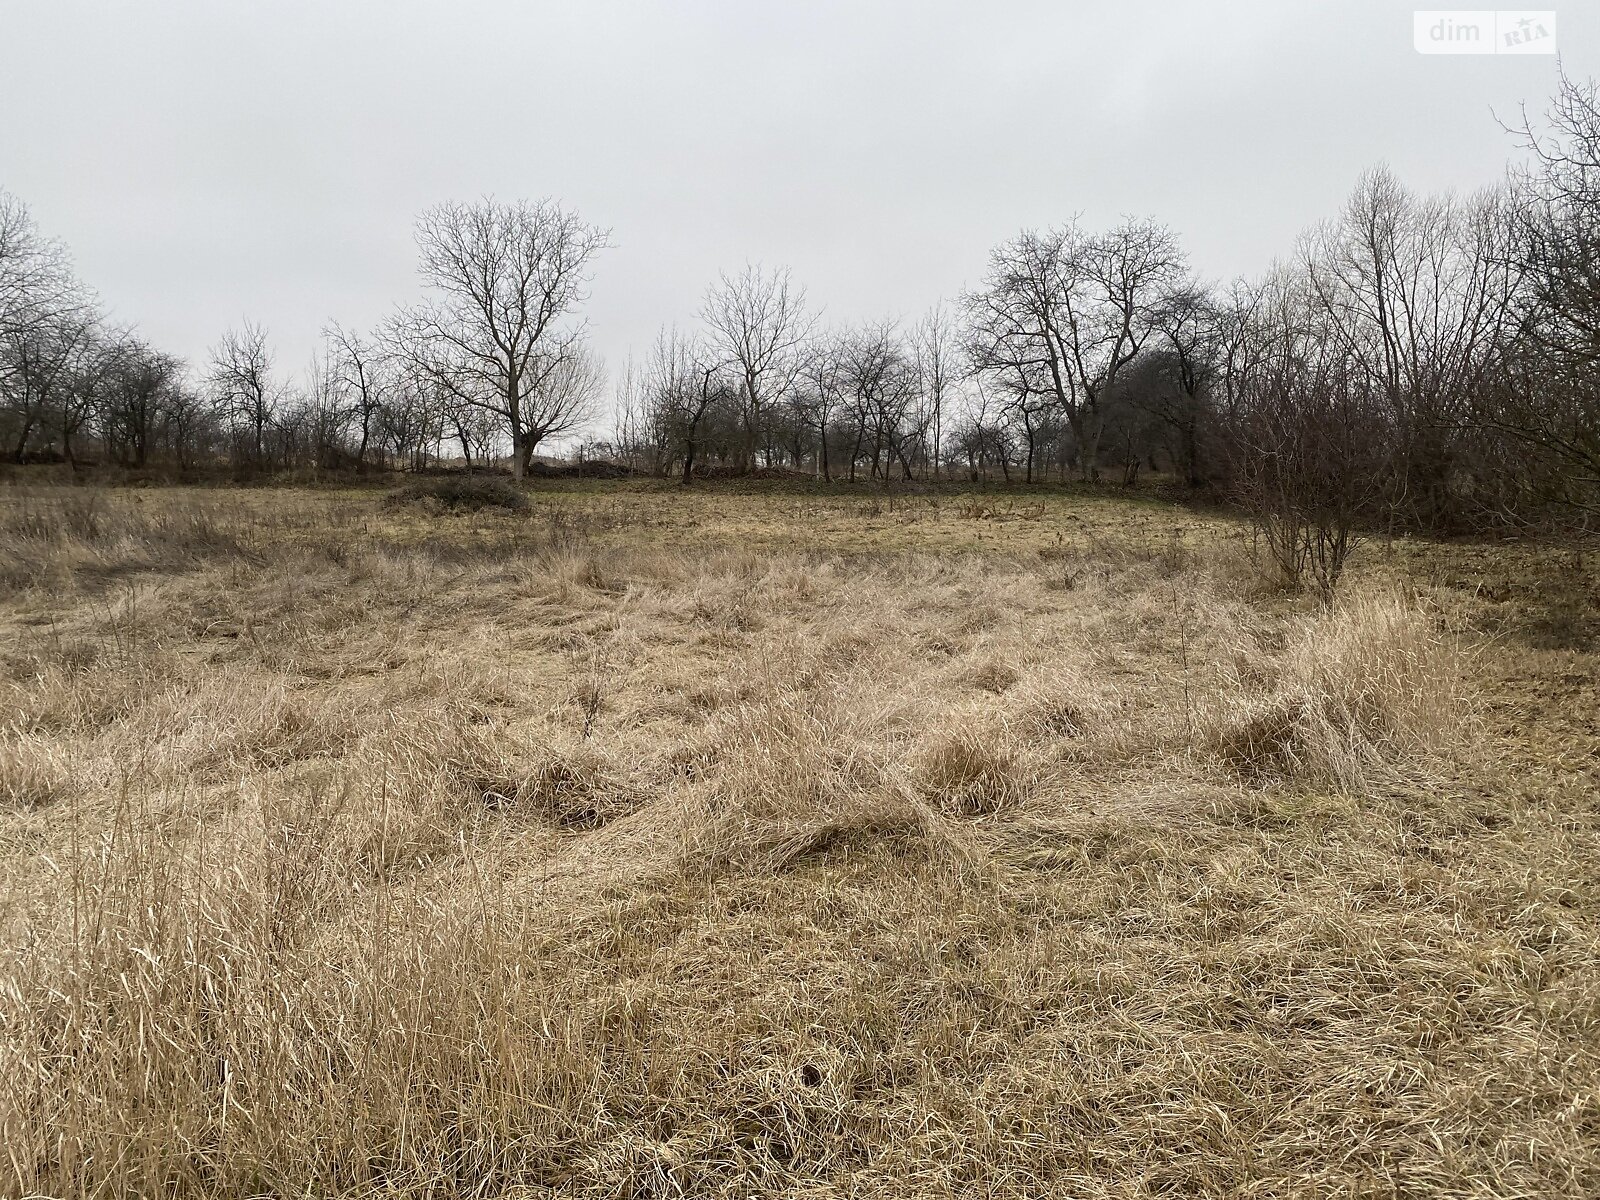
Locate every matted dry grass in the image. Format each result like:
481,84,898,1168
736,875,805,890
0,485,1596,1198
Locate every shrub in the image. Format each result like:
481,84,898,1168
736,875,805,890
386,475,531,514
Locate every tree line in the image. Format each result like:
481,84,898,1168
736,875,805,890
0,195,610,479
3,74,1597,563
610,75,1598,547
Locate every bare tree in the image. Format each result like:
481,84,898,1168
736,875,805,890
795,333,848,482
833,320,922,482
1219,271,1392,597
158,381,214,469
643,327,732,484
913,301,959,477
963,227,1080,471
97,339,184,468
1148,284,1226,486
523,344,604,464
441,392,502,470
996,379,1057,483
1501,72,1600,496
950,380,1017,482
394,197,609,479
965,219,1187,480
700,265,814,471
323,323,392,469
0,190,78,345
1301,167,1526,525
379,379,444,472
208,321,277,471
58,327,126,470
3,307,98,463
1075,220,1191,477
1232,364,1385,599
0,194,99,463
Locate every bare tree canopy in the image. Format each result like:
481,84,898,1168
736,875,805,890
208,321,277,471
1505,74,1600,487
699,264,815,471
323,322,393,470
394,197,610,476
0,190,83,343
964,218,1188,480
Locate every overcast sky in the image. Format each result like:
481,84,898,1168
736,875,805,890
3,1,1592,425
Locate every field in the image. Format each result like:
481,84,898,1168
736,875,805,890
1,478,1597,1198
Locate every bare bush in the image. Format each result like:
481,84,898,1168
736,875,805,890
385,474,531,514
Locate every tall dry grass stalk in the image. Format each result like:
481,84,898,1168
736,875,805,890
1202,586,1469,791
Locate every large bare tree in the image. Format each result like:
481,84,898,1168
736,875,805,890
393,198,609,478
1502,72,1600,494
965,219,1187,480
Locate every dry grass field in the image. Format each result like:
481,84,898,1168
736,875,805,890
1,479,1597,1198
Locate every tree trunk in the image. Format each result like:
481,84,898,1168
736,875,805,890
1078,406,1104,482
519,429,543,476
894,439,914,481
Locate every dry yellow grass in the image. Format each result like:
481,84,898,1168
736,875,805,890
0,483,1596,1197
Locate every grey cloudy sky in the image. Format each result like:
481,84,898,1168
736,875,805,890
3,1,1592,419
